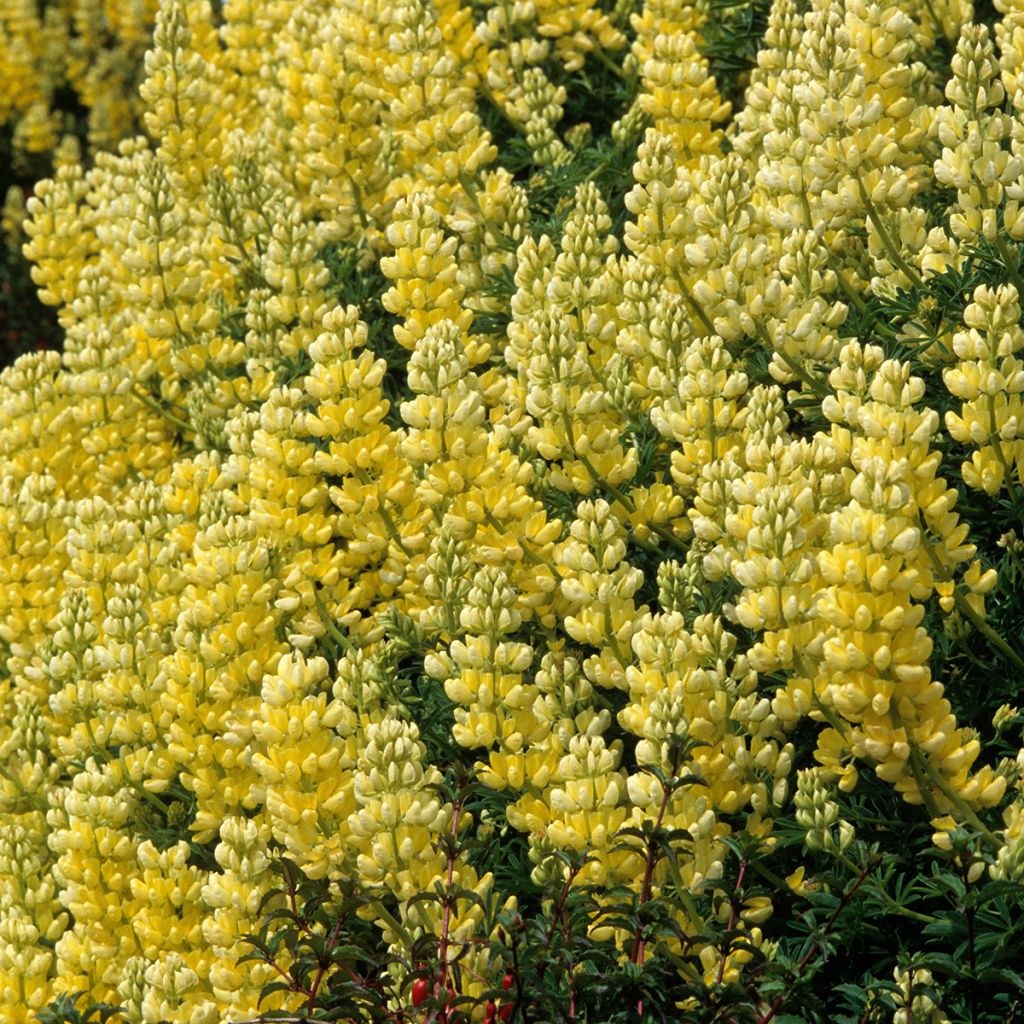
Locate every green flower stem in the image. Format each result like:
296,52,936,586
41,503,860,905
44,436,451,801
346,174,371,237
756,858,876,1024
832,850,937,925
904,739,946,822
922,542,1024,674
483,508,558,573
986,403,1024,515
133,386,193,435
559,410,690,558
0,764,47,812
670,266,717,336
591,44,626,80
314,591,356,655
909,747,1001,853
756,325,828,399
954,589,1024,675
834,272,869,316
355,467,413,556
886,698,1000,851
855,176,924,290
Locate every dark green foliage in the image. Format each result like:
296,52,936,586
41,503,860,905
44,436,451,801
35,995,125,1024
239,859,400,1020
130,773,219,872
702,0,774,110
207,764,1024,1024
320,241,407,429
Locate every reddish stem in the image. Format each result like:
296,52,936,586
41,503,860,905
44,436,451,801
630,768,680,967
436,795,463,1022
543,861,582,950
756,861,874,1024
307,911,347,1012
263,950,311,999
630,760,682,1018
715,858,749,987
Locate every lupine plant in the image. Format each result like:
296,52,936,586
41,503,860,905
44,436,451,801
3,0,1024,1022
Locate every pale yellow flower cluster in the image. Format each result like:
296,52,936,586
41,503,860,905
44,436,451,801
2,0,1024,1017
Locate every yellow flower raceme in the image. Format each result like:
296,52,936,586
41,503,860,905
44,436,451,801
533,0,625,71
933,24,1021,243
814,345,1003,809
0,808,62,1022
452,167,529,341
628,0,728,165
381,193,476,356
156,508,287,840
730,0,803,159
380,0,495,213
622,130,696,289
714,386,844,681
507,184,638,494
621,612,787,981
302,305,417,629
429,567,543,789
140,0,226,198
764,0,927,288
507,651,609,839
400,320,489,506
0,0,157,165
944,284,1024,495
544,732,631,887
251,652,355,881
650,333,749,496
998,0,1024,105
630,0,706,65
624,609,791,825
248,384,343,647
512,66,573,168
638,32,730,166
46,760,154,1007
22,143,94,312
198,817,285,1020
761,228,847,388
682,152,776,343
346,714,498,971
559,499,646,693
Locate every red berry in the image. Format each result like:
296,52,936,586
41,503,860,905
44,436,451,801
502,973,514,991
485,1000,497,1022
411,978,429,1007
499,1004,513,1023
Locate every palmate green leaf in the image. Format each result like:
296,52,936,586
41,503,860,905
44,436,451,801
257,980,301,1004
35,995,127,1024
976,967,1024,993
900,952,963,980
922,910,966,944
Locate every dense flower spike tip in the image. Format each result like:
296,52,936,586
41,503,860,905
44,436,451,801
945,284,1024,494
